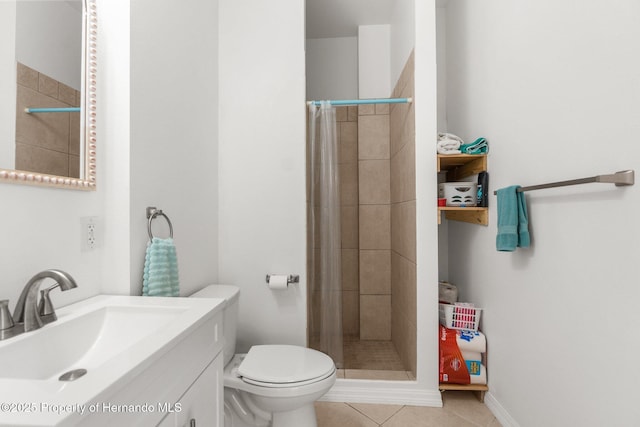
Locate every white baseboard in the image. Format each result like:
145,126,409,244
320,379,443,407
484,392,520,427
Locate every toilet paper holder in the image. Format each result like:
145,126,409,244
265,274,299,285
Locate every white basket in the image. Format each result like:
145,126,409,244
439,303,482,331
438,182,477,207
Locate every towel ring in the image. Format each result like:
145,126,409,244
146,207,173,240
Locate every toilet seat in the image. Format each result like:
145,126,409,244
237,345,335,388
241,368,335,388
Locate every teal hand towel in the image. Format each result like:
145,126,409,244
142,237,180,296
496,186,530,251
460,137,488,154
516,190,530,248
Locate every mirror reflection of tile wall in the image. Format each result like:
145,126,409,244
15,62,80,178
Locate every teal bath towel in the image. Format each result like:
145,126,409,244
142,237,180,296
460,137,489,154
496,186,530,251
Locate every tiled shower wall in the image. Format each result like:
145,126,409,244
389,51,416,376
356,50,416,362
358,103,392,340
15,62,81,178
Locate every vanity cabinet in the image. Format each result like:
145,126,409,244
437,154,488,225
157,355,223,427
77,310,224,427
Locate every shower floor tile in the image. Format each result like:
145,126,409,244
344,338,407,371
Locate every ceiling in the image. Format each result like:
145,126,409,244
305,0,395,39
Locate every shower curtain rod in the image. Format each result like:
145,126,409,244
307,97,412,107
25,107,81,113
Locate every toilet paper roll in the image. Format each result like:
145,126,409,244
469,364,487,385
462,351,482,363
456,330,486,353
267,275,288,290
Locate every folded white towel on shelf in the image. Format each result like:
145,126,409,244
437,142,461,154
437,132,464,154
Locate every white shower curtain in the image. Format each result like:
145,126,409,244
308,101,343,368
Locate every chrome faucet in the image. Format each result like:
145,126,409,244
12,269,78,333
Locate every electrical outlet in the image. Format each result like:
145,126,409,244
81,216,98,251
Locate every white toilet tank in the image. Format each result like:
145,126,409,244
190,285,239,366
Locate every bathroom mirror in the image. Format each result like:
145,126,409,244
0,0,97,190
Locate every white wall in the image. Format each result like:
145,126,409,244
414,0,440,396
435,5,447,133
444,1,640,426
435,4,449,278
0,0,122,317
358,25,390,98
306,37,358,100
218,0,307,351
0,0,219,317
129,0,219,297
0,180,104,311
390,0,415,93
306,1,416,102
99,0,131,294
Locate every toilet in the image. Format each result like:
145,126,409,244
190,285,336,427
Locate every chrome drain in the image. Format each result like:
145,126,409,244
59,369,87,381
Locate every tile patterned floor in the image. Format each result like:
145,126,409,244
315,391,502,427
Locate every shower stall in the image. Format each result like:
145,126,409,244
306,52,417,379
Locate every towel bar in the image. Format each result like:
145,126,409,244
146,206,173,239
493,170,634,194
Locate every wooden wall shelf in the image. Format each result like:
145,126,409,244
439,383,488,402
437,154,488,225
438,207,488,225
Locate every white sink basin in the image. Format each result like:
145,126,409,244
0,294,224,426
0,305,187,380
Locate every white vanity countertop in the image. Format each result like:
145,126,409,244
0,295,225,427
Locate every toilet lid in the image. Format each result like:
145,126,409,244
237,345,335,385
